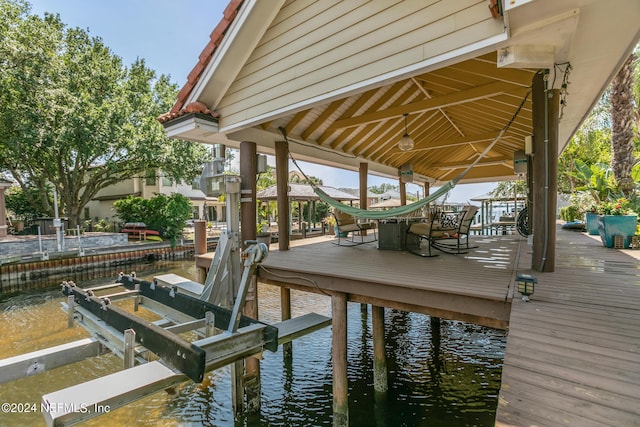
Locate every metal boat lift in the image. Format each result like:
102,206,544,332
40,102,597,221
0,173,331,426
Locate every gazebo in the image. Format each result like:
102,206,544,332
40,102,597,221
256,183,358,233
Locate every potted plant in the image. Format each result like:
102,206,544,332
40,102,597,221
584,205,599,235
256,219,271,245
323,215,336,235
597,198,638,248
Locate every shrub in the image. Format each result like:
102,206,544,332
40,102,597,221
597,197,635,216
113,193,193,246
560,205,582,222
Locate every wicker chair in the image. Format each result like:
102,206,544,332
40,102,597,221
407,206,478,256
333,210,377,246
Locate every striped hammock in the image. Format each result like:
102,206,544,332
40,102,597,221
315,179,456,220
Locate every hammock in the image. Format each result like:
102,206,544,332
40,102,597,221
279,90,530,219
315,180,455,220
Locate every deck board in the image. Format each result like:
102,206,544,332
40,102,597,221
496,227,640,427
259,234,519,328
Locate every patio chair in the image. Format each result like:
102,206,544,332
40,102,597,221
333,210,377,246
430,205,478,254
406,206,478,256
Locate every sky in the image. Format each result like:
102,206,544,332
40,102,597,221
26,0,496,203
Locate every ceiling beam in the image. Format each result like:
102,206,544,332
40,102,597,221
328,82,526,131
301,98,347,140
433,156,512,170
318,88,377,145
411,77,465,137
284,109,312,136
329,82,409,150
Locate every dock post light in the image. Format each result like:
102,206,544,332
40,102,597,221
516,274,537,302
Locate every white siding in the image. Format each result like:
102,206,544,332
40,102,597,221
217,0,504,129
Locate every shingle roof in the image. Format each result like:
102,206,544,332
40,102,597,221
157,0,243,124
257,184,358,202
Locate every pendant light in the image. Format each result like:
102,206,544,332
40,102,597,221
398,113,414,151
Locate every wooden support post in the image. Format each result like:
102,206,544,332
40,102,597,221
531,71,559,272
240,141,258,248
372,305,388,394
281,287,292,358
67,295,74,328
194,220,208,283
123,329,135,369
359,163,369,236
275,140,290,251
332,292,348,427
399,181,407,206
244,278,261,412
430,316,441,334
239,140,261,414
231,360,244,415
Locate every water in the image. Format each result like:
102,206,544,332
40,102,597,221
0,261,505,426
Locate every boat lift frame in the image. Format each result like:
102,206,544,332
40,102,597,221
0,172,331,426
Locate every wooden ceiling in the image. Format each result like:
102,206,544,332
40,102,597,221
261,52,536,185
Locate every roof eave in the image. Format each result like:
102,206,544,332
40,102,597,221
162,113,220,143
185,0,287,112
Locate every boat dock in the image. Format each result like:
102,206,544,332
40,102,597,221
209,225,640,426
496,229,640,426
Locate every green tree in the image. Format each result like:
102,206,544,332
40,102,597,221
0,0,209,227
4,185,48,221
257,165,277,191
558,124,611,195
571,160,616,204
289,172,322,185
368,183,398,194
113,193,192,246
489,180,527,200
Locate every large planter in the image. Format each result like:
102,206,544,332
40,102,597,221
597,214,638,248
334,226,347,238
585,212,599,235
256,233,272,246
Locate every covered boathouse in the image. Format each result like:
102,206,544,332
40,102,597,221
158,1,640,426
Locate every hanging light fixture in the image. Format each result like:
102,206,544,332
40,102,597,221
398,113,414,151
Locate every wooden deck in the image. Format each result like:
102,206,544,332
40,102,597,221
256,234,520,329
496,228,640,427
198,226,640,425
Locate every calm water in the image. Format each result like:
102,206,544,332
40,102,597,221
0,261,505,426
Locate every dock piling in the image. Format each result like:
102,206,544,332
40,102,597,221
332,292,348,427
372,306,388,394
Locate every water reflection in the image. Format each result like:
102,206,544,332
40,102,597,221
0,261,504,426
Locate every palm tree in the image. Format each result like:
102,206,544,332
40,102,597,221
610,51,637,196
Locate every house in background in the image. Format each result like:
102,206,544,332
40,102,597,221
85,170,225,226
